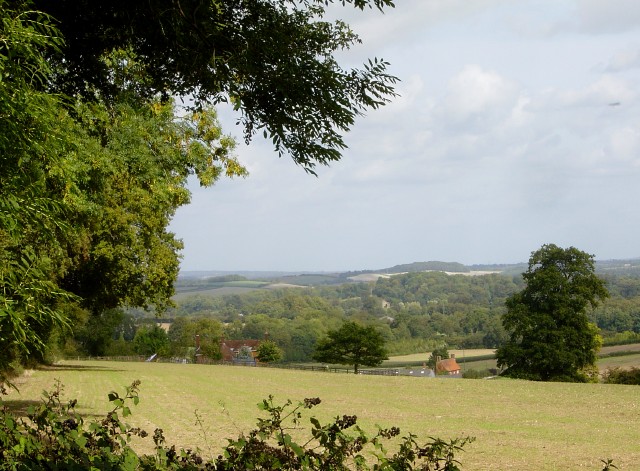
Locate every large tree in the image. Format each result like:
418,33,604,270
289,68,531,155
313,321,388,373
31,0,398,173
0,6,242,374
496,244,609,382
168,317,222,359
0,4,77,373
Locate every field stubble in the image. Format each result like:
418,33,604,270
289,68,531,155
4,360,639,470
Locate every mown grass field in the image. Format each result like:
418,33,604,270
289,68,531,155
4,360,640,470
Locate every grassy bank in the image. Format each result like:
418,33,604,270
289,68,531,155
3,360,639,470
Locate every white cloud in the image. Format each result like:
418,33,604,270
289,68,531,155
605,48,640,72
607,127,640,165
534,75,635,109
171,1,640,271
572,0,640,34
435,65,520,132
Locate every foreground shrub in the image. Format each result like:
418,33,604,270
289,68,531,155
461,369,494,379
0,381,474,470
602,367,640,385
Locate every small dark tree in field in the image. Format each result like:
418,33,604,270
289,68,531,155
312,322,388,373
497,244,609,382
256,340,283,363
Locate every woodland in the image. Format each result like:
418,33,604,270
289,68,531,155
60,260,640,363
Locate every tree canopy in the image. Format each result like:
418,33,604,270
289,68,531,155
496,244,609,382
313,321,388,373
256,340,284,363
31,0,398,172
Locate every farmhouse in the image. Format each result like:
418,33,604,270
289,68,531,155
219,339,261,362
436,354,461,375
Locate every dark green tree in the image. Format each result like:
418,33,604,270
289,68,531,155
426,345,449,370
0,5,75,375
168,317,222,359
32,0,398,172
496,244,609,382
1,10,242,375
76,309,125,356
1,0,397,379
133,325,170,357
313,321,388,373
255,340,283,363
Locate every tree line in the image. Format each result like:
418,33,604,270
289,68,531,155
67,249,640,372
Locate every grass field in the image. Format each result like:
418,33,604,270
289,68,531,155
598,353,640,370
172,285,267,300
4,360,639,470
389,346,640,373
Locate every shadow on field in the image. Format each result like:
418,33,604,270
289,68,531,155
2,397,103,420
1,398,44,416
38,364,126,373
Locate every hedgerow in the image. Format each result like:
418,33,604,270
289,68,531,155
602,367,640,385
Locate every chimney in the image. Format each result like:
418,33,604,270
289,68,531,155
450,353,456,359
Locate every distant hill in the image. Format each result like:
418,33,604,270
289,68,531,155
596,258,640,276
338,261,470,281
178,270,311,280
177,257,640,291
379,261,470,274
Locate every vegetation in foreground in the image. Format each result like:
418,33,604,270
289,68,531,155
3,361,636,470
0,380,473,470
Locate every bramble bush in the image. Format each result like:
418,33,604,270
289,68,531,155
0,380,473,470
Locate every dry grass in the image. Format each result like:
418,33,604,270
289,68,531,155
3,360,640,470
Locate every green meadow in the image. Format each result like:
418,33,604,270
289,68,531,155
4,360,639,470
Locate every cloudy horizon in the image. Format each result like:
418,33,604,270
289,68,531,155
170,0,640,272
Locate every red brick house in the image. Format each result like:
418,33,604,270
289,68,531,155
436,354,461,375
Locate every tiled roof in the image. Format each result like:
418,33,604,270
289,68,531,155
436,358,461,373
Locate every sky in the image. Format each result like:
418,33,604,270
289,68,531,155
170,0,640,272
